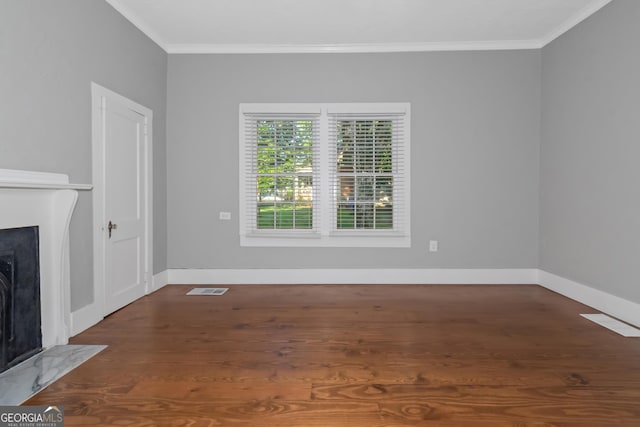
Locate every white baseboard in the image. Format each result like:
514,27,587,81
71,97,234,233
70,302,103,337
151,270,169,292
68,268,640,335
69,271,168,338
539,270,640,328
167,268,539,285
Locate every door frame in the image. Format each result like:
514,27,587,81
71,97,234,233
91,82,153,317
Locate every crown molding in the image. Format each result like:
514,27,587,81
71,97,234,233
166,40,543,54
107,0,612,55
539,0,612,47
105,0,168,51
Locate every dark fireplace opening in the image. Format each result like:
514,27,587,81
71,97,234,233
0,226,42,373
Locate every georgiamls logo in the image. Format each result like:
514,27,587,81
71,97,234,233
0,405,64,424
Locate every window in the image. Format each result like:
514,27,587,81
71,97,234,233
240,103,410,247
255,119,315,230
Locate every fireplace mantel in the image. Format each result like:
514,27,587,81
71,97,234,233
0,169,91,348
0,169,91,190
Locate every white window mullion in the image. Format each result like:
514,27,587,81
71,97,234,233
318,109,331,237
327,112,339,234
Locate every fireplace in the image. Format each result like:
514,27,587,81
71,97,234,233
0,169,91,354
0,226,42,373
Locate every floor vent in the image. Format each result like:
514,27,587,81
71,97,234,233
187,288,229,296
581,314,640,337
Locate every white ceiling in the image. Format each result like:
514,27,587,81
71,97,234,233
105,0,612,53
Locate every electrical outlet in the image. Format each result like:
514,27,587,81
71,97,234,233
219,212,231,220
429,240,438,252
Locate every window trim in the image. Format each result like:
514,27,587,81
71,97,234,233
239,103,410,247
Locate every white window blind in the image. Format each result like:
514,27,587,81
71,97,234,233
239,103,410,247
240,110,321,236
328,112,408,237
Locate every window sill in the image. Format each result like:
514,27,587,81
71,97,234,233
240,233,411,248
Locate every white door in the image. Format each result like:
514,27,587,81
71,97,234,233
92,84,152,316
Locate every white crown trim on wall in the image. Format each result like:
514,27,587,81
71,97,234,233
107,0,612,54
539,0,612,47
105,0,168,50
166,40,543,54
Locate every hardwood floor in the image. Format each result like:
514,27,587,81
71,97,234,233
26,284,640,426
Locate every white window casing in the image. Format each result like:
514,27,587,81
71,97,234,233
239,103,410,247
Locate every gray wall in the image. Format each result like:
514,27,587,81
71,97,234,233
7,0,632,309
0,0,168,310
540,0,640,303
167,52,541,269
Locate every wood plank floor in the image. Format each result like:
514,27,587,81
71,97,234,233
26,284,640,426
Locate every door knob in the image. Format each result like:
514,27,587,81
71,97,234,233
108,220,118,238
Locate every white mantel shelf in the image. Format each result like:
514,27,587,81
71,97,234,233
0,168,92,191
0,182,92,190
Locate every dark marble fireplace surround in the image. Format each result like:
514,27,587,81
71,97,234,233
0,226,42,373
